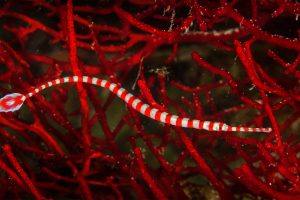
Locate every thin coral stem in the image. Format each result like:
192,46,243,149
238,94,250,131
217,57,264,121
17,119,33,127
133,147,168,200
66,0,91,148
3,144,45,200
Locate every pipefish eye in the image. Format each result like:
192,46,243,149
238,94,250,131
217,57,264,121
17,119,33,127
6,99,15,106
0,105,4,112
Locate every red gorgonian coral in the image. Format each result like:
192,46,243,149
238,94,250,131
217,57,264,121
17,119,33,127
0,0,300,199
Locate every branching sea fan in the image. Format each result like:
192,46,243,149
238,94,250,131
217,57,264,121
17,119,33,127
0,0,300,199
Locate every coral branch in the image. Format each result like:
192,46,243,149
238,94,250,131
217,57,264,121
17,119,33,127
3,144,45,200
66,0,91,147
133,147,168,200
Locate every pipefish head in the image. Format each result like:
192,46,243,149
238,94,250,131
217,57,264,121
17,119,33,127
0,93,26,113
